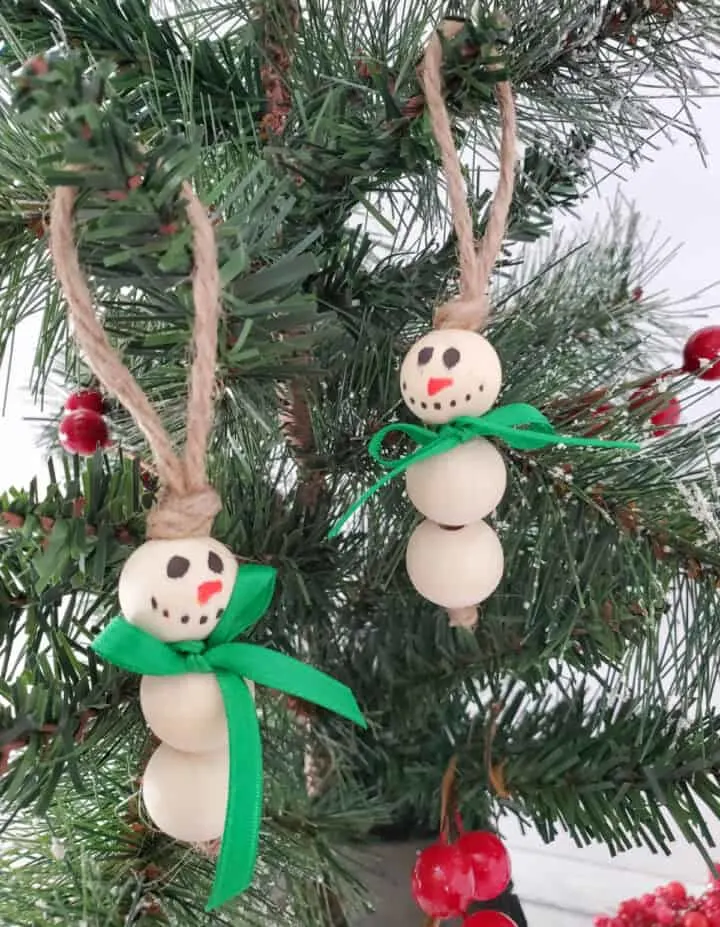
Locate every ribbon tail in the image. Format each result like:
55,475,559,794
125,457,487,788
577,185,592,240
494,425,641,451
327,466,405,539
478,422,556,451
553,434,641,450
213,645,367,729
480,420,641,452
328,430,460,540
206,673,262,911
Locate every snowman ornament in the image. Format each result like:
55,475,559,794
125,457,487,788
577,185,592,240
118,536,251,844
399,329,507,617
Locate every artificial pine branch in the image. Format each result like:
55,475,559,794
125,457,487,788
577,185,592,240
1,1,720,923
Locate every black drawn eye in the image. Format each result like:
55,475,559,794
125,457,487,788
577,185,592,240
443,347,460,369
167,555,190,579
208,551,224,574
417,346,434,365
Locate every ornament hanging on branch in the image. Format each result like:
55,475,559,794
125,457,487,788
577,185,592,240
48,176,366,910
59,387,110,455
329,26,639,628
410,756,514,924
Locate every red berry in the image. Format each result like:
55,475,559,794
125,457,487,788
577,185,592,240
456,831,511,902
629,388,681,437
463,913,516,927
28,55,49,75
684,327,720,380
651,396,681,437
655,903,676,925
59,410,110,456
411,842,475,918
619,898,645,918
64,388,105,415
632,286,644,301
658,882,688,906
684,914,710,927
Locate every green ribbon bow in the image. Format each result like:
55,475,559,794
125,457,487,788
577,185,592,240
329,402,639,538
91,564,366,911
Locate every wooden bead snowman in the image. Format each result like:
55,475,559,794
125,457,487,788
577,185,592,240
389,32,519,625
400,330,506,615
50,176,367,907
119,536,250,843
48,176,246,846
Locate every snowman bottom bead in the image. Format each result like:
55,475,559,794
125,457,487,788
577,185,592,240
143,742,229,843
406,519,504,609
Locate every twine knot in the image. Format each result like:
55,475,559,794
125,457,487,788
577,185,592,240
434,294,490,332
147,484,222,540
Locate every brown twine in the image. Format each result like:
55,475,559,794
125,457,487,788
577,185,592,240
49,180,222,540
438,753,459,840
420,30,517,332
484,702,511,799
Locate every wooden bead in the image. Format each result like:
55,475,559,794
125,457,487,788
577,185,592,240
142,743,229,843
118,537,238,643
400,330,502,425
406,520,504,609
405,439,506,525
139,675,256,753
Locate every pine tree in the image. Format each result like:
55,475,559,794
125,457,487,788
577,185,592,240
1,1,720,925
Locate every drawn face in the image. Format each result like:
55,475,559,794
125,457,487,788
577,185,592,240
118,538,238,642
400,330,502,424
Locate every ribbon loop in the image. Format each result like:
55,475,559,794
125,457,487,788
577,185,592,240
328,403,640,538
91,563,366,910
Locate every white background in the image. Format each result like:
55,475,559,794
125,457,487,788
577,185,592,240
3,87,720,927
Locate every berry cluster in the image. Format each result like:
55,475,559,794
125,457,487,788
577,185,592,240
580,324,720,440
59,389,110,456
632,325,720,437
596,871,720,927
411,830,513,924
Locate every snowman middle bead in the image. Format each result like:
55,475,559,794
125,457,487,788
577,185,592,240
119,537,246,752
399,329,507,609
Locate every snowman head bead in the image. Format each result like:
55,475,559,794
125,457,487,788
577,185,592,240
400,329,502,425
118,537,238,643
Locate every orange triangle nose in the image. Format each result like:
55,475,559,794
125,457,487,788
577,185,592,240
197,580,223,605
427,377,454,396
